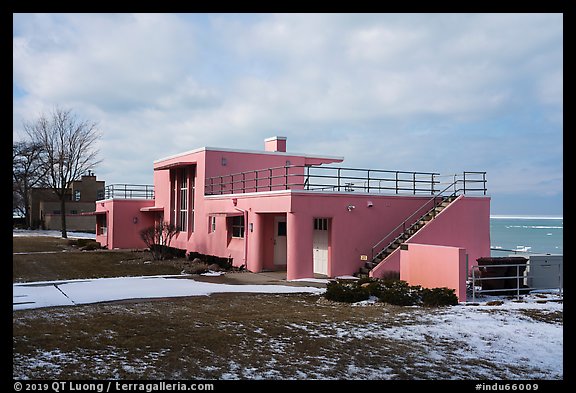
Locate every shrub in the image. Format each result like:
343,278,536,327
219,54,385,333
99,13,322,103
378,280,422,306
149,244,186,259
187,252,232,270
186,262,210,275
325,279,370,303
324,276,460,307
67,239,101,250
139,222,178,260
81,240,101,251
421,287,459,306
356,277,383,297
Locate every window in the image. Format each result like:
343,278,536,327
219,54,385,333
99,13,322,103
97,214,107,235
70,210,78,215
96,189,105,200
179,169,188,232
209,216,216,233
277,221,287,236
74,190,81,201
314,218,328,231
170,166,196,233
231,215,245,238
170,172,177,228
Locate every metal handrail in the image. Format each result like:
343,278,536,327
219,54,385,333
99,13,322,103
469,261,563,301
369,172,487,261
104,184,155,199
205,165,446,196
370,180,460,261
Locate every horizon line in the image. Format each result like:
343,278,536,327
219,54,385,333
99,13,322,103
490,214,563,219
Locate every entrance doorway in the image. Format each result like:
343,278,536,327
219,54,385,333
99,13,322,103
273,216,287,266
313,218,329,275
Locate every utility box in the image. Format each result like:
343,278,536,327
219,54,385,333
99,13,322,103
526,255,563,290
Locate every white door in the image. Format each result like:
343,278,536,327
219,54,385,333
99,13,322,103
274,216,287,265
313,218,329,275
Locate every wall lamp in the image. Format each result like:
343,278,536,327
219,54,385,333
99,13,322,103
347,205,356,212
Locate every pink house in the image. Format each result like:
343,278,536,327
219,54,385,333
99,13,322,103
94,137,490,301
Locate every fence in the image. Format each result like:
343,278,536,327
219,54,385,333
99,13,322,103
104,184,155,200
469,260,563,302
205,165,487,197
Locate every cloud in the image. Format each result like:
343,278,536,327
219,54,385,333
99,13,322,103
14,14,201,110
13,13,563,213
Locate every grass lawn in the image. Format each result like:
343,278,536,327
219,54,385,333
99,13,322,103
13,236,185,283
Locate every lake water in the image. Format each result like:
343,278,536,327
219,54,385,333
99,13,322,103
490,216,563,256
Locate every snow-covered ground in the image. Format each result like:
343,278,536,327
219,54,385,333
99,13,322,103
13,275,324,311
13,229,563,379
13,290,563,380
13,229,96,239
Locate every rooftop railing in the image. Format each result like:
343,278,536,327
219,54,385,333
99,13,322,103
204,165,487,197
104,184,155,200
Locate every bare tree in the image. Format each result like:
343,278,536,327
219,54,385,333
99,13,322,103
140,222,178,260
13,140,48,228
24,107,102,238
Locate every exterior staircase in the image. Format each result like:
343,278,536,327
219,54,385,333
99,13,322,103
355,195,459,278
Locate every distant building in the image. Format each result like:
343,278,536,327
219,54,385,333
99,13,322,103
29,171,105,232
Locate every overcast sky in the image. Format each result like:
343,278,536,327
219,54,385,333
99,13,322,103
12,13,563,216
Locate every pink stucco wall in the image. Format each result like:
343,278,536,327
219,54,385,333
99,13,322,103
205,191,466,280
287,192,438,279
370,195,491,278
151,146,341,258
98,186,489,282
408,195,490,272
164,189,442,278
400,243,467,302
95,199,155,249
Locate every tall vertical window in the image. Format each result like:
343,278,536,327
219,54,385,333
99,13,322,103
170,171,176,228
170,166,195,233
179,169,188,232
209,216,216,233
190,170,195,232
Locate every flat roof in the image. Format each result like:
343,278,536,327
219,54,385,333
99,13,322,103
153,146,344,165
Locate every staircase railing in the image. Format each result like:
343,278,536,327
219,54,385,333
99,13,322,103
370,172,486,261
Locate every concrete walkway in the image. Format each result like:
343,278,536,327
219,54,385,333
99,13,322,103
13,272,328,311
192,270,329,288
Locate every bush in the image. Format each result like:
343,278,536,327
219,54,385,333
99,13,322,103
81,240,101,251
67,239,101,250
378,280,422,306
325,279,370,303
139,222,178,260
323,276,460,307
187,252,232,270
356,277,383,297
149,244,186,259
421,287,459,307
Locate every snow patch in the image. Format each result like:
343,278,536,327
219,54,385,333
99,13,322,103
13,275,324,310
